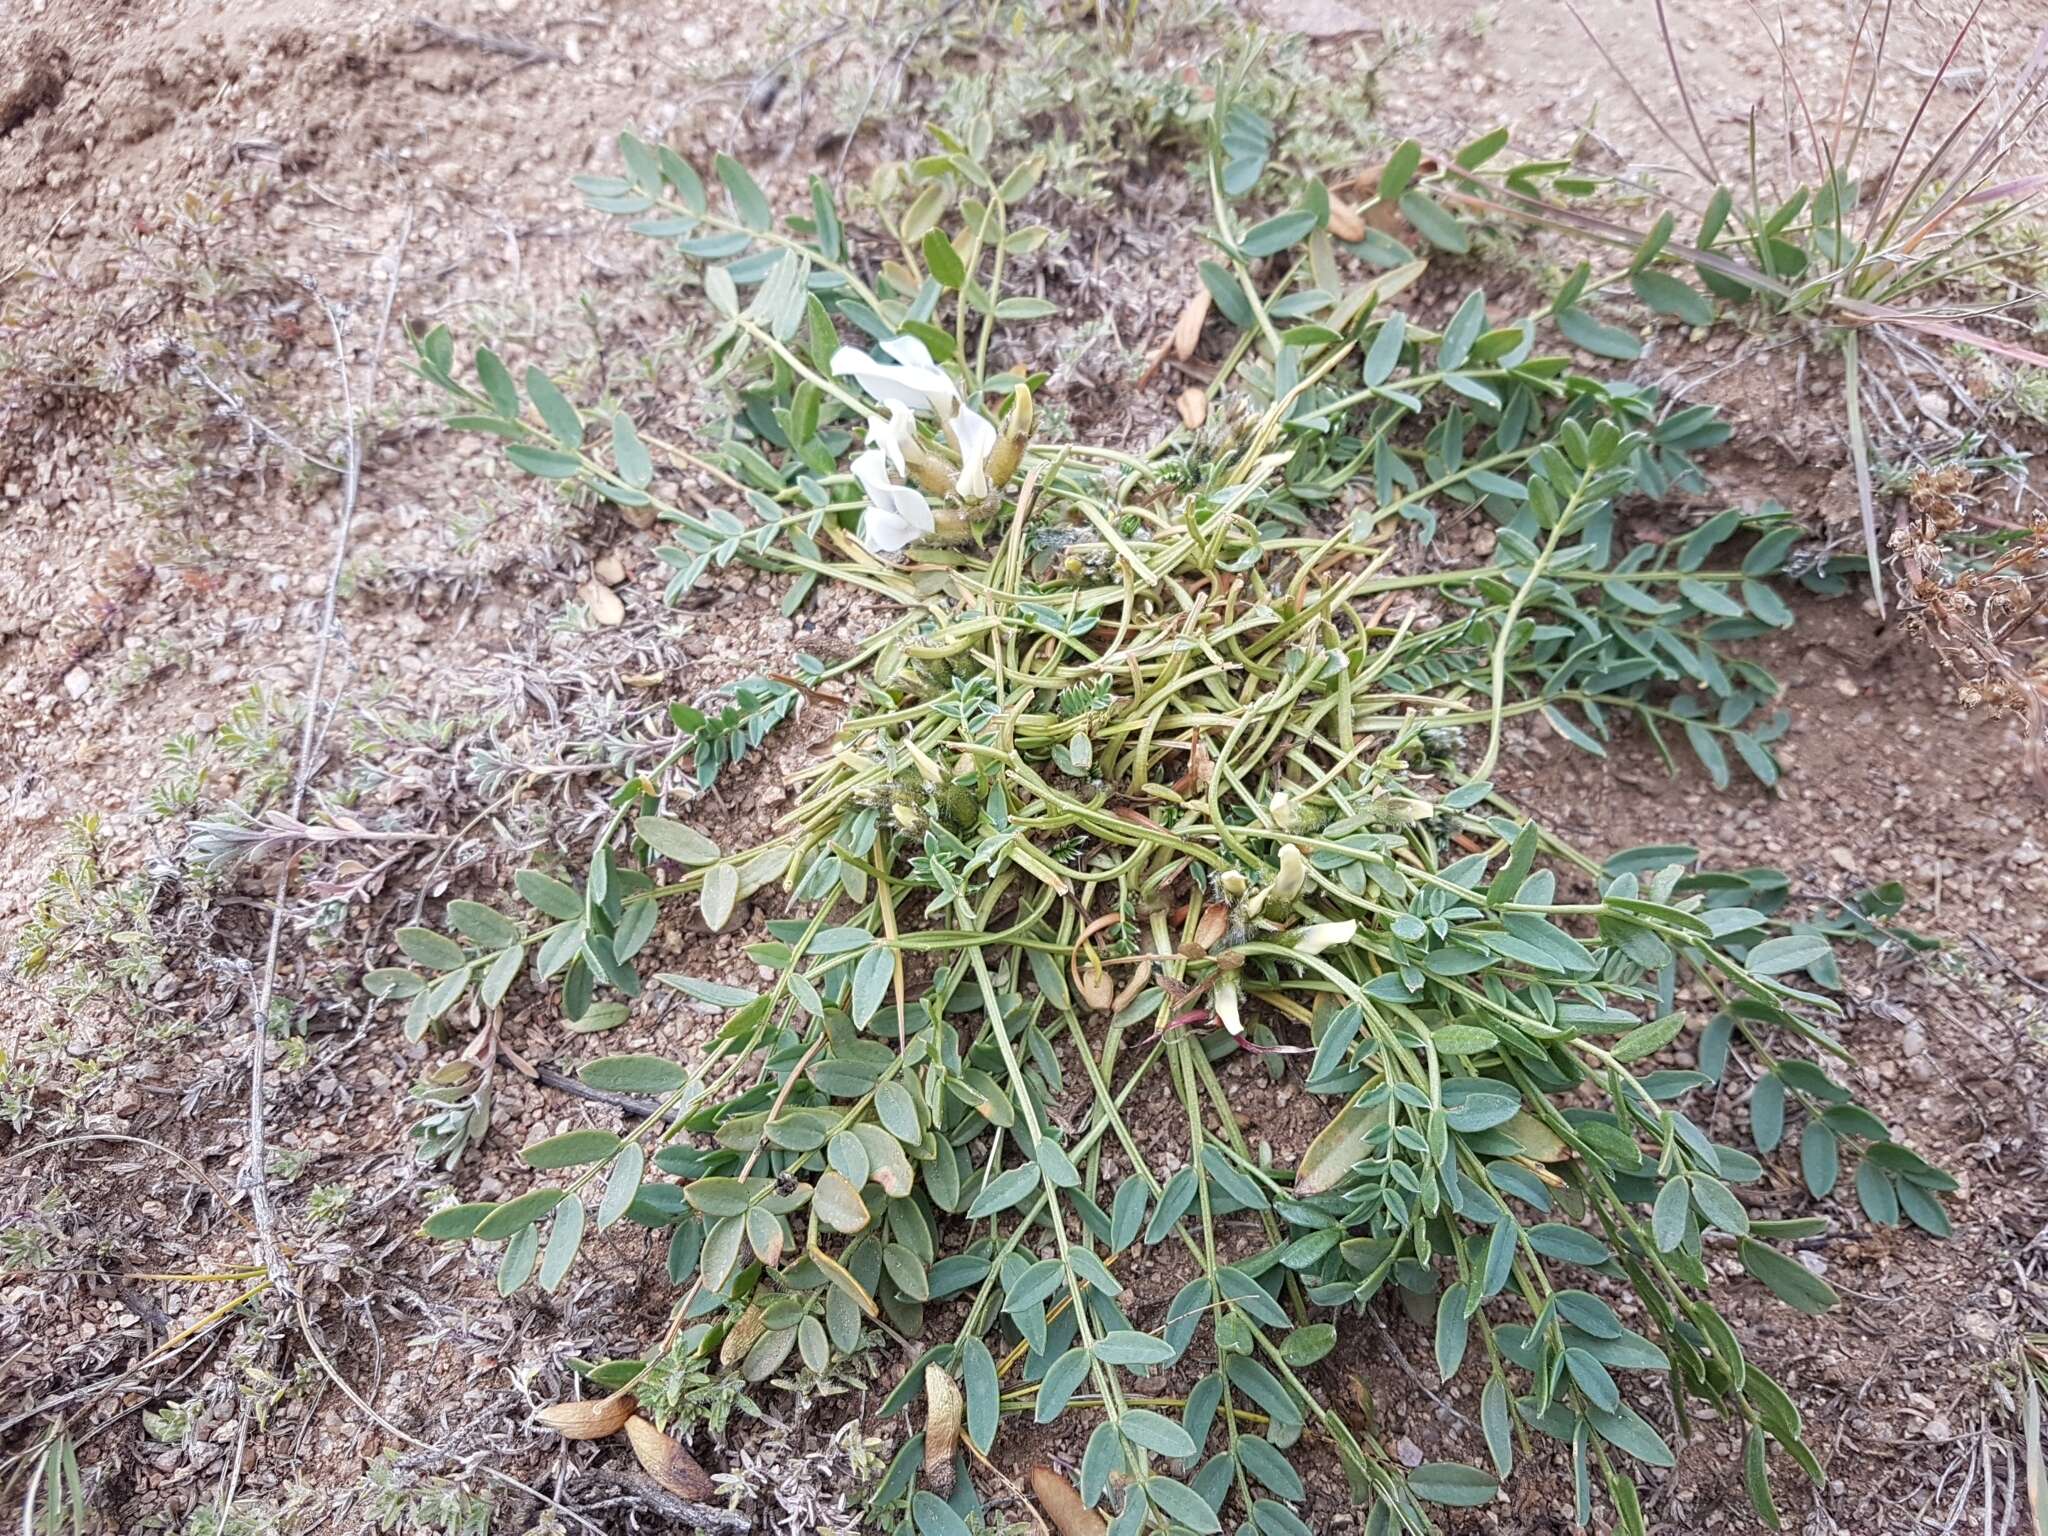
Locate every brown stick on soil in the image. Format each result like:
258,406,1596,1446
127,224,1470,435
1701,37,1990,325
572,1467,749,1533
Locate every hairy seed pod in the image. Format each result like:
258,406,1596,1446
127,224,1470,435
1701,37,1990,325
718,1303,767,1372
624,1416,715,1501
989,383,1035,489
1170,287,1211,362
1028,1465,1107,1536
534,1393,636,1440
923,1365,963,1494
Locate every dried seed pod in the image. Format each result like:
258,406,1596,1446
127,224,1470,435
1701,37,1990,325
718,1303,767,1372
923,1365,963,1494
1176,387,1208,430
989,383,1035,489
624,1416,715,1501
1325,192,1366,243
534,1393,636,1440
1074,956,1114,1013
1170,285,1211,360
1193,902,1230,952
1027,1465,1107,1536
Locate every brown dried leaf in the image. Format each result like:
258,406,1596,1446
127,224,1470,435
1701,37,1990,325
1325,192,1366,243
1028,1465,1107,1536
1176,387,1208,430
624,1416,715,1501
718,1303,767,1371
1171,284,1212,360
1194,902,1230,952
534,1394,636,1440
1112,958,1154,1014
1075,956,1114,1012
924,1365,963,1494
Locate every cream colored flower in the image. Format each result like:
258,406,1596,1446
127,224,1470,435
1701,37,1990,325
1213,974,1243,1037
949,403,998,500
850,447,935,555
832,335,957,415
1292,920,1357,956
866,402,920,477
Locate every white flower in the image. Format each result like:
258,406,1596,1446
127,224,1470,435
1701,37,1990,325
1272,844,1307,903
850,447,935,554
949,404,998,499
1292,920,1357,956
1213,974,1243,1036
831,336,958,415
866,402,919,477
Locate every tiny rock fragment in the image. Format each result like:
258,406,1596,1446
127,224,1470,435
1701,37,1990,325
580,579,625,626
1028,1465,1107,1536
620,500,657,530
594,554,627,585
535,1394,636,1440
923,1365,962,1494
1177,387,1208,430
623,1416,715,1501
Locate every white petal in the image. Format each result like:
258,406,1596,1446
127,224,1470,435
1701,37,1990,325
831,342,957,414
1213,976,1243,1037
850,449,934,554
880,481,935,534
860,486,935,554
865,403,918,477
1293,920,1357,956
850,446,894,503
861,505,921,553
1272,844,1307,902
951,407,998,500
880,335,937,370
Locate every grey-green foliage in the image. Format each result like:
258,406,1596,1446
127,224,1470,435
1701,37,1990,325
384,91,1952,1536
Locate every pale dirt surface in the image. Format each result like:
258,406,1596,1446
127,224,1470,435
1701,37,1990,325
2,1,2045,1533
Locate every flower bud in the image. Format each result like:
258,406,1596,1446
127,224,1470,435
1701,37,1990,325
901,432,960,497
989,383,1034,489
1292,920,1357,956
1272,844,1307,903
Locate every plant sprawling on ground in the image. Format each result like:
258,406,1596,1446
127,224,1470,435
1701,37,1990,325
372,68,1958,1536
